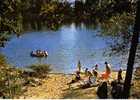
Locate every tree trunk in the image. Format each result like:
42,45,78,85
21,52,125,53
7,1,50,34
98,0,102,7
122,0,140,98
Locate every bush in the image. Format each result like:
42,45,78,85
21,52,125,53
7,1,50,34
0,67,24,98
27,64,51,78
0,54,51,98
0,54,7,67
0,54,24,98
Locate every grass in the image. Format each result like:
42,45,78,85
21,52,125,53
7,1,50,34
0,65,23,98
27,64,51,78
0,54,51,98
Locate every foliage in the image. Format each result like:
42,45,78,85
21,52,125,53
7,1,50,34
0,0,136,32
0,54,23,98
28,64,51,78
0,0,137,59
100,12,135,36
0,54,51,98
0,1,139,98
0,54,7,66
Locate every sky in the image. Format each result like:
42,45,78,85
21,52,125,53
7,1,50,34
68,0,86,3
69,0,75,2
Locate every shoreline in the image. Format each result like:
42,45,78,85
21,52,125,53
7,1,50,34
44,66,140,75
18,67,140,99
48,69,126,76
18,71,126,99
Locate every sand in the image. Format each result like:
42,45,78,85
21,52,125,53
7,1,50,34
18,71,129,99
19,74,71,99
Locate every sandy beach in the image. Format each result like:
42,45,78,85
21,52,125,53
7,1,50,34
18,71,136,99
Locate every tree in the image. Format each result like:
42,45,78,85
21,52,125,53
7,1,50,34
122,0,140,98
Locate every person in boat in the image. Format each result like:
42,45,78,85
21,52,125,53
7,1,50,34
46,51,48,56
31,51,37,56
45,51,48,56
68,71,81,84
36,50,42,55
31,51,34,54
31,50,48,57
100,62,112,80
42,51,48,56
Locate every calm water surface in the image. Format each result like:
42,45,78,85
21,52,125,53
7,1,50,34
0,24,128,73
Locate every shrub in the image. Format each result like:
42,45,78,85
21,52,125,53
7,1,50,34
0,67,24,98
27,64,51,78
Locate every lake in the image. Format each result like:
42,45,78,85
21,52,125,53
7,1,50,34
0,23,130,73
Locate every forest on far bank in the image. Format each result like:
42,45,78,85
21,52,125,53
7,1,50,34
0,0,137,55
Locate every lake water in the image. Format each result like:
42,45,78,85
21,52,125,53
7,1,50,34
0,23,129,73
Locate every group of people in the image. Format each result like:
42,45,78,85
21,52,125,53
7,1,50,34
31,49,48,57
36,50,48,56
68,61,124,98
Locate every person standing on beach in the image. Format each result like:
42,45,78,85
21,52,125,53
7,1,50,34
117,68,123,82
105,62,111,73
77,60,82,72
101,62,112,80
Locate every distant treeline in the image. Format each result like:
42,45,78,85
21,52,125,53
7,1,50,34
0,0,136,46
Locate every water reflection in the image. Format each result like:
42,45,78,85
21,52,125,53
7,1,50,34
0,23,137,73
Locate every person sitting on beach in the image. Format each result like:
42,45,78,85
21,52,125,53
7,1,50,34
84,68,89,76
79,70,98,88
97,81,108,98
84,68,92,77
87,70,92,76
93,64,98,70
79,73,92,88
90,69,98,84
111,80,123,98
100,62,112,80
92,64,99,78
68,71,81,84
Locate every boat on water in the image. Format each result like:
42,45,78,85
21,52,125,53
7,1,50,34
30,50,48,57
